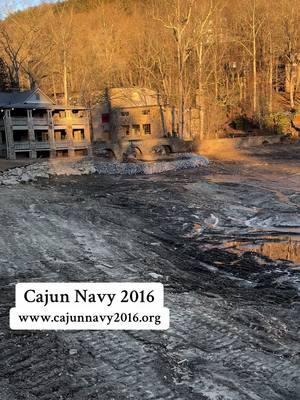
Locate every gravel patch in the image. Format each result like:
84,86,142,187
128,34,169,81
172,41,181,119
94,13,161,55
0,154,208,185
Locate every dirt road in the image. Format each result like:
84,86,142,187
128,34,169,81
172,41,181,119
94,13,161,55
0,144,299,399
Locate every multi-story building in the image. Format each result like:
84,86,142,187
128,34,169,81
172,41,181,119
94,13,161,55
0,88,91,160
92,87,195,160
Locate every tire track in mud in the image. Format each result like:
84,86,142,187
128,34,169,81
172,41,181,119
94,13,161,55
0,167,299,399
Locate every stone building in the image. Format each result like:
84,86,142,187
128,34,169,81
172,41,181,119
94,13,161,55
92,87,196,160
0,88,91,160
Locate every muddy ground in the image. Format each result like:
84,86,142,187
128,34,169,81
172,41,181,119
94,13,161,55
0,143,299,400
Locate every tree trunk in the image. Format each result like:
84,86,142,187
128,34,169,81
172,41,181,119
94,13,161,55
237,73,243,102
214,51,218,100
177,37,184,138
52,72,57,103
290,67,295,109
63,48,68,105
198,41,204,140
252,25,257,114
268,39,273,113
275,59,279,92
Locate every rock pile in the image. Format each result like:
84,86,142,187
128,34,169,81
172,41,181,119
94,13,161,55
0,154,208,185
95,154,209,175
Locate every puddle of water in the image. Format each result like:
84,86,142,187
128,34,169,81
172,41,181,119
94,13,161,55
224,236,300,264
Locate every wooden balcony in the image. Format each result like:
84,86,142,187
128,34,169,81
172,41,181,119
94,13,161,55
71,117,88,125
36,141,51,150
14,142,30,150
13,140,89,150
11,117,48,127
53,116,88,126
73,140,88,148
11,118,28,126
55,140,73,149
10,116,88,128
33,118,49,126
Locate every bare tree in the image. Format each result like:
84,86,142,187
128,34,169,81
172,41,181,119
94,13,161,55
193,0,217,139
279,0,300,109
232,0,265,115
153,0,195,137
49,3,74,104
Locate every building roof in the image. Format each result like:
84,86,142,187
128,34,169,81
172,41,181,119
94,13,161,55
108,88,161,109
0,88,54,108
0,88,86,110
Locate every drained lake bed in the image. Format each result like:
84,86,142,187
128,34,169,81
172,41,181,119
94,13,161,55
0,143,299,400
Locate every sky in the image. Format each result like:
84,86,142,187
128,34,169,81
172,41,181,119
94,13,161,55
15,0,58,8
0,0,59,18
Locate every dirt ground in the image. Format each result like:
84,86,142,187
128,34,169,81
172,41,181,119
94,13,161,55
0,143,299,400
0,158,42,172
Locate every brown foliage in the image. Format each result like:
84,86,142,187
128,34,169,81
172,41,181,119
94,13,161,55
0,0,299,136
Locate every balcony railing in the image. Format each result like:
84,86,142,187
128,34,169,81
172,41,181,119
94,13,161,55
53,117,68,125
33,118,48,126
71,117,88,125
10,116,88,127
73,140,88,148
36,141,51,150
55,140,73,149
53,117,88,126
11,117,28,126
11,117,48,126
14,142,30,150
12,140,89,151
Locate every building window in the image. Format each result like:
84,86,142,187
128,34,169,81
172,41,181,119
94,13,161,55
132,124,140,135
143,124,151,135
121,125,130,136
32,110,47,119
72,110,85,118
121,111,129,117
53,111,66,120
54,130,67,141
35,131,48,142
142,109,150,115
13,130,29,142
73,129,85,140
102,113,110,123
0,131,6,144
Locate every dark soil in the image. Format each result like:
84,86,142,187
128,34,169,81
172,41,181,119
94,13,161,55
0,144,299,400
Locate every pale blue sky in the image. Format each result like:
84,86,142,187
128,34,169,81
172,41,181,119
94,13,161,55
0,0,59,17
16,0,58,8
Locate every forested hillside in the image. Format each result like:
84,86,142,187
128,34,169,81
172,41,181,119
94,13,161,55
0,0,299,136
